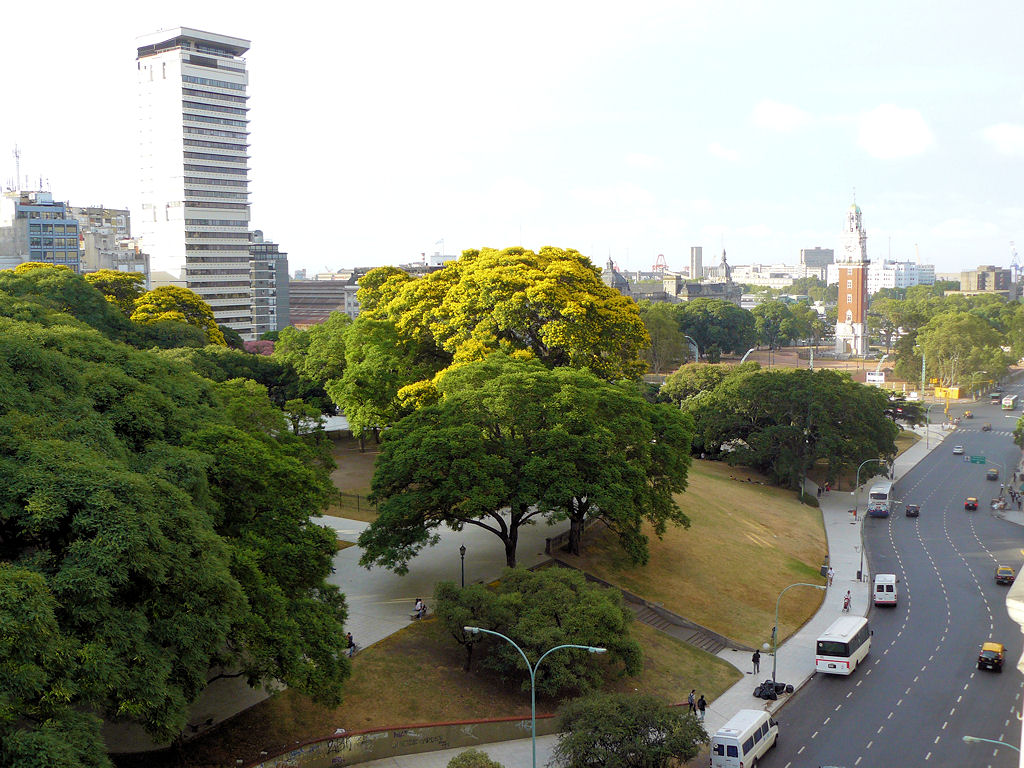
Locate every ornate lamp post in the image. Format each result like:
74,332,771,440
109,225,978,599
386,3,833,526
459,544,466,587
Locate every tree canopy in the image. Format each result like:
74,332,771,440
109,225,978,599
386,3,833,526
359,354,693,572
130,285,226,346
83,269,146,316
0,308,349,753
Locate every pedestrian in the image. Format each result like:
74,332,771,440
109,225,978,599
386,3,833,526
688,689,696,715
843,590,851,613
817,485,822,498
752,649,760,674
346,632,356,657
697,694,707,722
827,566,834,587
825,482,831,494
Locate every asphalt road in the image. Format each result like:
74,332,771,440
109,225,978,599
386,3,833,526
760,392,1024,768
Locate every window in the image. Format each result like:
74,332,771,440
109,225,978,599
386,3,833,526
846,294,852,304
847,279,852,289
727,746,738,758
743,736,754,752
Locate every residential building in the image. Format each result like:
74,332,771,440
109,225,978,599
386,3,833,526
865,259,935,295
834,203,869,355
249,230,289,336
730,263,825,289
136,27,255,337
69,206,150,284
953,265,1017,299
0,190,81,272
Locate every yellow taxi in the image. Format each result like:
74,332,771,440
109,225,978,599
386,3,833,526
978,642,1004,672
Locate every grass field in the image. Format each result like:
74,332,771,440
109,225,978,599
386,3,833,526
323,436,380,522
559,460,826,650
159,611,740,767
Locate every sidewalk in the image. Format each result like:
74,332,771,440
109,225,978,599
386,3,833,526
351,424,952,767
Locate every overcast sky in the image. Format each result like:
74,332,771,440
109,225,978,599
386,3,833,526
3,1,1023,276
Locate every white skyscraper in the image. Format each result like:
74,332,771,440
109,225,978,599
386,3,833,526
136,27,254,337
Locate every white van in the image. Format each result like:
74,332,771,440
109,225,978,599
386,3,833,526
710,709,779,767
873,573,897,606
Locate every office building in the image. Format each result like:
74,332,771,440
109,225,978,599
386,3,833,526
956,265,1017,299
136,27,254,337
800,247,834,269
0,190,81,272
689,246,703,279
865,259,935,295
249,230,289,336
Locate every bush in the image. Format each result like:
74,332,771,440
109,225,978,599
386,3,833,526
447,748,506,768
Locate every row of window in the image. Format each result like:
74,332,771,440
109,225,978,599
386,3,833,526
183,112,249,129
184,164,248,176
28,223,76,233
184,139,249,153
184,176,248,188
183,74,245,91
183,126,248,141
185,255,252,263
181,87,247,105
182,100,247,116
24,212,71,222
185,219,249,227
30,237,79,248
185,230,251,239
185,190,250,200
186,243,252,251
185,201,249,210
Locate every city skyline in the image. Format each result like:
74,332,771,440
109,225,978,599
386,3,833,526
2,1,1024,276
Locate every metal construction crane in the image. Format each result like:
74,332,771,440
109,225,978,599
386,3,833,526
1011,241,1020,282
651,253,667,272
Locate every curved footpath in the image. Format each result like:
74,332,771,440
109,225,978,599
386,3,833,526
351,422,952,768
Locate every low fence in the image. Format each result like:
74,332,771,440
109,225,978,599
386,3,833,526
334,492,376,517
247,714,560,768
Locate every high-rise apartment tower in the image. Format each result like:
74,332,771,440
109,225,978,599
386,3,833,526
136,27,254,337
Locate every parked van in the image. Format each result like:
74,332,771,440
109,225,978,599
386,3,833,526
873,573,897,606
710,709,779,767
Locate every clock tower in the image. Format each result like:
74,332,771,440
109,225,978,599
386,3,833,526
834,202,870,356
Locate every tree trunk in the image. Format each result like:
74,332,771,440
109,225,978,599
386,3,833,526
358,431,365,452
503,528,518,568
463,641,473,672
567,515,583,556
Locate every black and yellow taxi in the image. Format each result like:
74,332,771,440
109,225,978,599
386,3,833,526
996,566,1016,585
965,497,979,510
978,642,1004,672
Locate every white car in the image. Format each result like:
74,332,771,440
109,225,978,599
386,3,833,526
953,445,964,455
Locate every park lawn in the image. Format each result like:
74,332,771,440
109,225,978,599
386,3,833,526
156,613,738,768
324,435,380,522
559,460,827,650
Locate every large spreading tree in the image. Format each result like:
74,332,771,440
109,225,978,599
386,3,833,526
358,354,693,572
0,301,350,754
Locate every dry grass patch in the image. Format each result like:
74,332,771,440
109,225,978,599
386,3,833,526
560,460,826,649
324,435,380,522
153,609,738,768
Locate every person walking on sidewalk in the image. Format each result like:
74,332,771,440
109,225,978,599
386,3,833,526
827,566,834,587
843,590,851,613
688,690,696,715
752,649,761,674
697,694,707,722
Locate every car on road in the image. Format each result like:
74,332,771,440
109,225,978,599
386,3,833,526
953,445,965,455
964,410,973,418
996,566,1016,585
905,503,920,517
978,642,1004,672
965,497,979,510
982,423,992,431
987,467,999,480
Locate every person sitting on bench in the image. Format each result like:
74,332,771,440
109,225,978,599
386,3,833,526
412,598,426,619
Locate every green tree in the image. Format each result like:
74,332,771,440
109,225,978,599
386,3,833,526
659,362,758,407
751,300,797,349
131,285,226,345
433,581,512,673
915,312,1007,387
474,569,642,697
638,303,687,373
674,298,756,356
359,356,693,571
688,368,898,488
447,749,506,768
83,269,146,315
552,692,707,768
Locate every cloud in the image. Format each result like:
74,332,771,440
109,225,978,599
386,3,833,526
708,142,740,162
625,152,662,169
857,105,935,159
983,123,1024,157
752,100,811,132
930,217,1000,240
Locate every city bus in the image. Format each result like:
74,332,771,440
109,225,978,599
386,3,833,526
866,480,894,517
815,616,871,675
1003,394,1018,410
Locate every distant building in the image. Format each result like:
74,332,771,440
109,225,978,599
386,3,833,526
249,230,289,336
800,247,834,269
0,190,81,272
865,259,935,295
953,265,1017,299
731,263,824,289
287,273,361,327
69,206,150,284
601,257,632,297
661,249,742,305
834,203,869,355
689,246,703,279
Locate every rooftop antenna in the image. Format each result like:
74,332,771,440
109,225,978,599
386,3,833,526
12,145,20,191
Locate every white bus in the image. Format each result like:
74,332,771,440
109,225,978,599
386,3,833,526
866,480,894,517
816,616,871,675
1003,394,1018,410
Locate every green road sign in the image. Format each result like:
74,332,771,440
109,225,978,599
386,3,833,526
970,455,987,464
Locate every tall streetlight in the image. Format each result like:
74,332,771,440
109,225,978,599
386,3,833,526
769,583,826,684
740,347,757,364
853,458,890,581
962,735,1019,752
463,627,606,768
459,544,466,588
684,335,700,362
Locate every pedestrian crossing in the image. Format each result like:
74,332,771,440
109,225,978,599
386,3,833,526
952,427,1015,436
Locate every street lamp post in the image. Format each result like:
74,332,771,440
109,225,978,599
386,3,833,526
770,583,826,683
925,403,940,449
962,735,1020,753
853,458,889,580
684,335,700,362
464,627,606,768
740,347,756,364
459,544,466,588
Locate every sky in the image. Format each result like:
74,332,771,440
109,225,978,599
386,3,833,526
3,1,1024,277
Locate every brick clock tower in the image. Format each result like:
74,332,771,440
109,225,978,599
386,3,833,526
834,202,869,355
